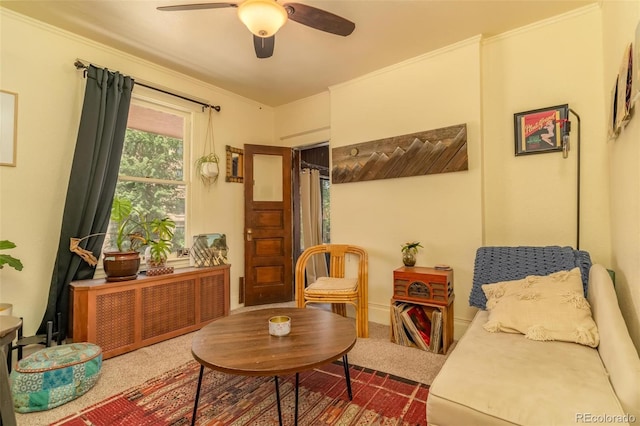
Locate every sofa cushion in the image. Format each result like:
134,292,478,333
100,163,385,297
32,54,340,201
481,267,599,347
10,343,102,413
305,277,358,293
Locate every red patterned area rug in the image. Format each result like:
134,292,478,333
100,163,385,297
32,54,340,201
51,360,429,425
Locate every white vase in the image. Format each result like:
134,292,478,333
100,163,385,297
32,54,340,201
201,162,219,178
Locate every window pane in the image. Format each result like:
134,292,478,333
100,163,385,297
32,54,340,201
119,129,184,181
253,154,283,202
108,180,186,252
321,178,330,243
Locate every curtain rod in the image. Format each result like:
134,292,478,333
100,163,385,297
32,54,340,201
301,161,329,172
74,59,221,112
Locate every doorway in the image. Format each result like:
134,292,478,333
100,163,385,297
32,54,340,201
242,142,330,306
293,143,331,262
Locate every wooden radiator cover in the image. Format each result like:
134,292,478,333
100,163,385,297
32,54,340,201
70,266,230,359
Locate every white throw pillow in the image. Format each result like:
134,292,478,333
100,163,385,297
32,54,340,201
481,267,599,347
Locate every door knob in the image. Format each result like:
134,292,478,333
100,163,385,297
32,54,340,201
246,228,252,241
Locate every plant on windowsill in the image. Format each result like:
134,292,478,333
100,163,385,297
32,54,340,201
70,196,176,281
401,241,423,267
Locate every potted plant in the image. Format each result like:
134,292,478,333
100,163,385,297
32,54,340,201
195,152,220,185
0,240,23,315
195,107,220,186
139,216,176,268
0,240,23,271
70,197,176,281
401,241,423,267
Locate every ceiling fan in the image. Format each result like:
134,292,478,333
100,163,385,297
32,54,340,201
157,0,355,59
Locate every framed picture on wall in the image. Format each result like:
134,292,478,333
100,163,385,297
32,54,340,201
514,104,569,156
609,76,620,139
615,44,632,130
0,90,18,167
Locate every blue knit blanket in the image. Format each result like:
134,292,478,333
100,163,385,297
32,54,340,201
469,246,592,310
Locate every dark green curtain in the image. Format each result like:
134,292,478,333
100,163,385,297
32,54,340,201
38,65,134,337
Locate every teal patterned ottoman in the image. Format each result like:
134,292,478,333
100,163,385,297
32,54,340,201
10,343,102,413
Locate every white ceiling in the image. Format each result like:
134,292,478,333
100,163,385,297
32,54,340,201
2,0,595,107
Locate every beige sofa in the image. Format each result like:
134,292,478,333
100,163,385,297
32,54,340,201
427,264,640,425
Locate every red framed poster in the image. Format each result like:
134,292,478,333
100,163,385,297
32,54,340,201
514,104,568,156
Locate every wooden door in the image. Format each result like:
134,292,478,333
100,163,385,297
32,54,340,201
244,144,293,306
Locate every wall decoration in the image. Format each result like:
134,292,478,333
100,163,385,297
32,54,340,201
615,43,633,130
0,90,18,166
331,124,467,184
609,76,620,140
634,23,640,104
225,145,244,183
191,233,229,267
514,104,568,156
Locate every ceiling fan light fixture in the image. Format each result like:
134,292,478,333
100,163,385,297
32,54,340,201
238,0,288,38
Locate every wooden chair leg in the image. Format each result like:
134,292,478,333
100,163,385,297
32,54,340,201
332,303,346,317
357,303,368,338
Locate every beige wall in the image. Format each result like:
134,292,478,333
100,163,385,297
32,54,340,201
328,38,484,334
602,0,640,353
0,9,274,334
482,6,609,265
277,4,640,349
275,92,330,148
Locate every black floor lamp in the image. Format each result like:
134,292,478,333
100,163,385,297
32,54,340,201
562,108,581,249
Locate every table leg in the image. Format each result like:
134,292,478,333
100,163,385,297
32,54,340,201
0,345,17,426
274,376,283,426
343,354,352,400
294,373,299,426
190,365,205,426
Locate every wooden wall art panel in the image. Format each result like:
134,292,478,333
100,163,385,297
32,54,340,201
331,124,467,184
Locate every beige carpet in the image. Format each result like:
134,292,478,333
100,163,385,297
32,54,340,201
16,304,453,426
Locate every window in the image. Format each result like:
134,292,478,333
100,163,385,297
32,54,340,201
102,97,190,259
321,177,330,243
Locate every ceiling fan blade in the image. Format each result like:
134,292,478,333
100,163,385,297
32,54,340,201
254,35,275,59
284,2,355,36
157,2,237,12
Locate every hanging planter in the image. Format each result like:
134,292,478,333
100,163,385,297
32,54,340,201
195,152,220,182
195,107,220,186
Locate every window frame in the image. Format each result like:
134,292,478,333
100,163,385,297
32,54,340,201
94,92,194,275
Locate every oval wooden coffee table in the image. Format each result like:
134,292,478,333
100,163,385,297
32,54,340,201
191,307,357,426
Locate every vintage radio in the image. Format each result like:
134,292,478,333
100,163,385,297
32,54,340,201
393,266,453,305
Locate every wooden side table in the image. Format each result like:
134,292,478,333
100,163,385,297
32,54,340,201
1,315,22,426
391,266,455,354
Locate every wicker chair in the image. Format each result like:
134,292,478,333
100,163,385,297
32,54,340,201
295,244,369,338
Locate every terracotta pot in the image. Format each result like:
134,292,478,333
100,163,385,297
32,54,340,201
103,251,140,282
